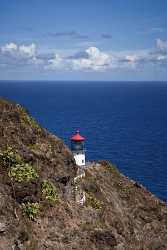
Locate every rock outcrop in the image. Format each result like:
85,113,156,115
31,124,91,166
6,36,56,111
0,98,167,250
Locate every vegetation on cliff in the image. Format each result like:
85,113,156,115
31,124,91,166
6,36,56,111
41,179,59,203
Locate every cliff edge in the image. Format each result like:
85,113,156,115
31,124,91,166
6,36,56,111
0,98,167,250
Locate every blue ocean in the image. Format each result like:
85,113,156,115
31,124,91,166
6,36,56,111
1,81,167,201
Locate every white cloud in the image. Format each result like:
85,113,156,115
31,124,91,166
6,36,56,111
46,54,66,70
1,42,18,53
0,42,42,65
72,47,111,71
157,55,167,60
19,43,36,58
47,47,112,71
156,39,167,51
125,55,138,62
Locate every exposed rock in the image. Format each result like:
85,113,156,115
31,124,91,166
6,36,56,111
0,222,6,233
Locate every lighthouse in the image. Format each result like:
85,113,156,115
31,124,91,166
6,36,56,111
70,130,86,167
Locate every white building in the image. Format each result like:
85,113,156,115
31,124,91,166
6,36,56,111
70,130,86,167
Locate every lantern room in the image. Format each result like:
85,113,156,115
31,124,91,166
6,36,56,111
70,130,86,167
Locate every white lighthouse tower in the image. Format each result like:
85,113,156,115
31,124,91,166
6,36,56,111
70,130,86,167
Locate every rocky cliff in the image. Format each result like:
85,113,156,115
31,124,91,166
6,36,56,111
0,98,167,250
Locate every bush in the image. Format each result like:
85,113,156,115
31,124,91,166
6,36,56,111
9,163,39,182
0,146,21,168
86,193,102,211
0,147,38,182
22,202,40,220
42,180,59,203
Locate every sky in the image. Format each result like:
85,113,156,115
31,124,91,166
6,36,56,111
0,0,167,81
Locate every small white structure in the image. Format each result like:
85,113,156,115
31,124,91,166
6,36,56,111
70,130,86,167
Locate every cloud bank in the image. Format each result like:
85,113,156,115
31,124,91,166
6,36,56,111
0,39,167,73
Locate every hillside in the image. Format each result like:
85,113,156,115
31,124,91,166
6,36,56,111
0,98,167,250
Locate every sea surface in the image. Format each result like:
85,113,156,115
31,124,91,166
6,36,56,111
1,81,167,201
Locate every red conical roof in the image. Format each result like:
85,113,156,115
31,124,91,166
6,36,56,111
71,130,85,141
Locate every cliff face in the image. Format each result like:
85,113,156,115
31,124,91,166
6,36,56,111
0,98,167,250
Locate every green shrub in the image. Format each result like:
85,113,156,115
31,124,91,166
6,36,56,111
9,163,39,182
0,147,38,182
22,202,40,220
86,193,102,211
0,147,21,168
42,180,59,203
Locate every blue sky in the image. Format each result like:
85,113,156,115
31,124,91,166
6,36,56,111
0,0,167,80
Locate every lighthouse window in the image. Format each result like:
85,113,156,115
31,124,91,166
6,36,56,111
82,160,84,163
